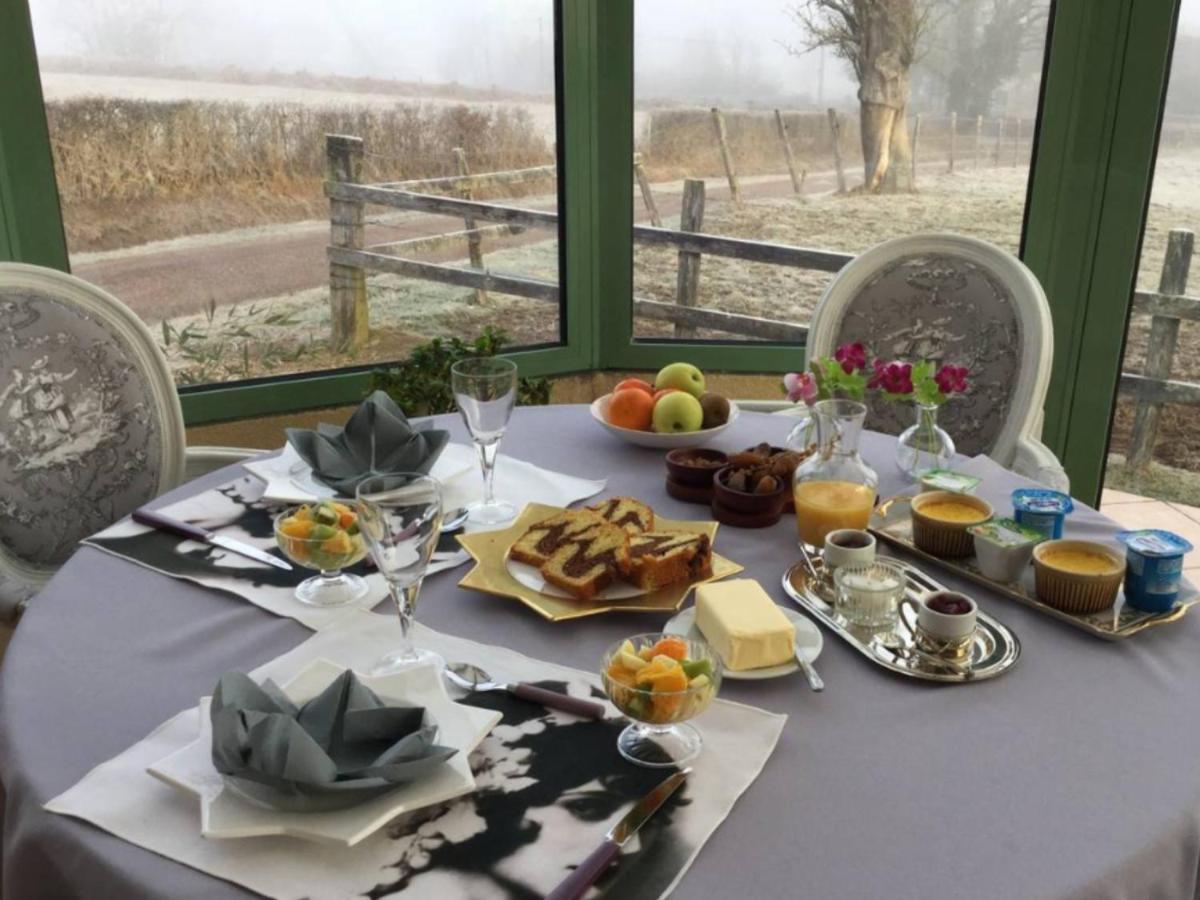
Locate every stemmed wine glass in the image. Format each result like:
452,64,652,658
355,473,444,674
450,357,518,526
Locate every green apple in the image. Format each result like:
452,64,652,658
652,391,704,433
655,362,706,398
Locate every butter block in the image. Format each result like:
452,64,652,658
694,579,795,671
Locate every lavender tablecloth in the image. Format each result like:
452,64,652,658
4,406,1200,900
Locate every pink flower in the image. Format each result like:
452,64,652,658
934,364,970,395
783,371,819,405
834,342,868,374
868,359,913,395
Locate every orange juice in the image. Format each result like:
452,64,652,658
793,480,876,547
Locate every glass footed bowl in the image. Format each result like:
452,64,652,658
601,632,722,768
274,505,370,608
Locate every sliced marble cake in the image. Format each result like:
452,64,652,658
627,531,713,590
587,496,654,534
510,509,606,567
540,523,631,601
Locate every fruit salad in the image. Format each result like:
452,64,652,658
602,635,720,725
275,501,368,571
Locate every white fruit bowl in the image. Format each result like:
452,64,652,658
589,394,740,449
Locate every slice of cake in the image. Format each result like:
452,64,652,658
694,579,795,671
627,531,713,590
510,509,605,567
540,523,631,601
587,497,654,534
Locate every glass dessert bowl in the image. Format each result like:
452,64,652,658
274,501,370,607
601,633,722,768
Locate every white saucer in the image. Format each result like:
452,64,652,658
664,605,823,680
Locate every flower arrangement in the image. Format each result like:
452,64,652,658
783,342,970,408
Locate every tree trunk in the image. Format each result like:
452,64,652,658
856,0,916,193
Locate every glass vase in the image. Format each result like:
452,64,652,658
784,411,815,452
792,399,879,550
895,402,955,481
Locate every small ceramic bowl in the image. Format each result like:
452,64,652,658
711,465,786,527
665,448,729,487
910,491,994,559
1032,539,1124,614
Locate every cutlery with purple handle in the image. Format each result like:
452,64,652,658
443,662,607,720
545,768,690,900
131,507,293,571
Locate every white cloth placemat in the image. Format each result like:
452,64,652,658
46,612,786,900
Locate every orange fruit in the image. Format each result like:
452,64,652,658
653,388,679,403
607,388,655,430
614,377,654,395
651,637,688,660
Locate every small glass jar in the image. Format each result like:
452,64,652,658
834,560,907,629
792,399,879,549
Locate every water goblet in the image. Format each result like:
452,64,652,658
451,357,518,526
355,473,444,675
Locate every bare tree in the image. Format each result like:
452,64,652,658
785,0,938,192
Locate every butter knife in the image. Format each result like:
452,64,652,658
132,508,292,571
545,768,690,900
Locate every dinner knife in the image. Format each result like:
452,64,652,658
545,768,690,900
131,507,293,571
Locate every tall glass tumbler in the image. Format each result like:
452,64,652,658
356,473,444,674
451,357,518,526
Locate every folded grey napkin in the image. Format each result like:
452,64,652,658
285,391,450,496
210,669,456,812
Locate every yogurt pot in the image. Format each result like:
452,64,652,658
1011,488,1074,540
968,517,1044,583
1115,529,1194,613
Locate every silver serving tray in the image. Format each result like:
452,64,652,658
871,495,1200,640
781,556,1020,683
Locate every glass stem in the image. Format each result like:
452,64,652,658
388,580,423,658
476,440,500,506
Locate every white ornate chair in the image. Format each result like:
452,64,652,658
0,263,259,620
800,233,1068,491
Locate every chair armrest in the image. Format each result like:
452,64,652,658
1009,436,1071,493
184,446,264,482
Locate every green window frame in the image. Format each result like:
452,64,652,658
0,0,1183,503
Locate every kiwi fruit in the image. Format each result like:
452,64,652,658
699,392,731,429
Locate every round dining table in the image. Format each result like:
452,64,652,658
4,405,1200,899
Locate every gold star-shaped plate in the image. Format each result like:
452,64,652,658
456,502,743,622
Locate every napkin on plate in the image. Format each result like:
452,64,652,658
285,391,450,496
210,669,456,812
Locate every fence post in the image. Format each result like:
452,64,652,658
774,109,805,194
974,114,983,169
326,134,369,351
674,178,706,339
993,117,1005,165
948,111,957,173
1128,229,1195,470
633,153,663,227
827,108,847,193
453,147,487,305
1013,118,1022,167
910,113,921,187
710,107,741,202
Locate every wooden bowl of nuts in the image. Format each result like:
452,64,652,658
711,464,787,528
728,443,814,513
664,448,729,505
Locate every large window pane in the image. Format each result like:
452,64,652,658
1102,1,1200,518
632,0,1052,343
28,0,562,387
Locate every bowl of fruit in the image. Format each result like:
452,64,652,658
591,364,738,449
274,501,370,608
601,633,722,767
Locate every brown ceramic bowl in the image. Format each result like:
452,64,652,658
712,465,787,518
665,448,729,488
910,490,994,559
1032,540,1124,614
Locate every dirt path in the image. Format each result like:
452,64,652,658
71,168,857,321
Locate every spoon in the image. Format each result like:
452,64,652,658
444,662,606,719
440,507,470,533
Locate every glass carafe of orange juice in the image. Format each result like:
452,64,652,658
792,399,879,548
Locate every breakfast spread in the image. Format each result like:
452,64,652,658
694,579,796,671
1116,529,1194,612
1012,488,1074,539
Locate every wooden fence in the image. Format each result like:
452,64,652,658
1122,228,1198,470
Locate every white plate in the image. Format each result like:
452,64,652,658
147,659,501,846
665,605,823,680
504,553,647,600
589,393,739,449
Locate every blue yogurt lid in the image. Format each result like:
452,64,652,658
1012,488,1074,515
1115,529,1194,558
